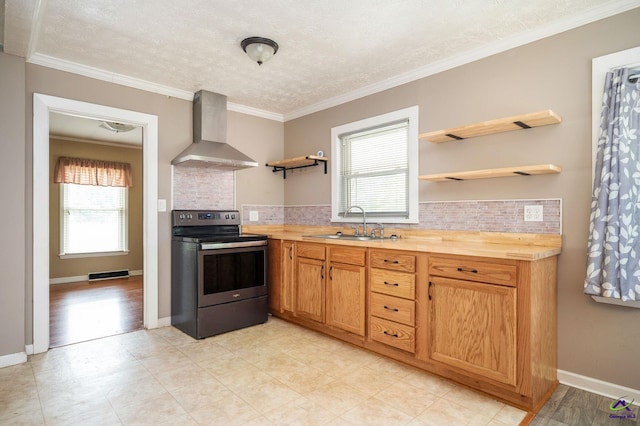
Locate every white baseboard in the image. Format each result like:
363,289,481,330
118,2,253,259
558,369,640,406
157,316,171,327
25,344,34,355
0,351,27,369
50,269,143,285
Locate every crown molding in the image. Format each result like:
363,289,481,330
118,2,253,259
227,102,284,122
25,1,638,123
27,53,194,100
283,1,640,121
27,53,285,121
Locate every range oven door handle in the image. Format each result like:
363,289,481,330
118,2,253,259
200,240,268,250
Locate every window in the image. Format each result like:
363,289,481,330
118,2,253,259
331,106,419,223
60,183,128,257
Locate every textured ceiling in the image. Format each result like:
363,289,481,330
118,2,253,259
3,0,638,120
49,112,143,147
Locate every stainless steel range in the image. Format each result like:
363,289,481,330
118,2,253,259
171,210,268,339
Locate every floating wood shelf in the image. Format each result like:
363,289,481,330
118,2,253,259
418,164,562,182
419,110,562,143
266,155,328,179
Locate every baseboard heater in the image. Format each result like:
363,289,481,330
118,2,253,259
88,269,130,281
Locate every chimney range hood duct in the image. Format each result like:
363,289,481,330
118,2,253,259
171,90,258,169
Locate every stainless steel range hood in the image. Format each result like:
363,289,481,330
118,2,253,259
171,90,258,169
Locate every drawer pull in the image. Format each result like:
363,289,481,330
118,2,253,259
457,267,478,274
383,305,399,312
384,259,400,264
383,330,399,338
383,281,399,287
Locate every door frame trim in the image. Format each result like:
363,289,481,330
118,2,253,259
33,93,159,353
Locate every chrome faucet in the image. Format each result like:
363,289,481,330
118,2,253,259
344,205,366,236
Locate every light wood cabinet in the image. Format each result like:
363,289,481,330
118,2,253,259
370,316,415,353
267,239,282,313
269,237,558,412
326,246,366,336
281,241,295,313
369,249,417,354
429,276,517,386
295,243,326,323
268,239,296,315
294,243,367,336
428,254,558,410
370,292,415,326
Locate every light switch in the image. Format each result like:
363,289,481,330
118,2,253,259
157,199,167,212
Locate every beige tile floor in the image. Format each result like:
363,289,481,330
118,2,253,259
0,316,527,425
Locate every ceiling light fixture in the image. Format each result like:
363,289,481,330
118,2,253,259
241,37,279,66
99,121,136,133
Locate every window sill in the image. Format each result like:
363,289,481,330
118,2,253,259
59,250,129,259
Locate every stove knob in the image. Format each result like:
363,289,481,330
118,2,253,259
179,214,185,220
187,214,192,220
225,214,230,219
231,214,236,219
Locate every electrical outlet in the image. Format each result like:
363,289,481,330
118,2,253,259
249,211,259,222
524,205,543,222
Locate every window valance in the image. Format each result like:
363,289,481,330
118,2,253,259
54,156,133,187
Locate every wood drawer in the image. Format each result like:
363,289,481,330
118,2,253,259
329,246,366,266
370,293,415,326
370,316,415,353
429,256,517,287
370,250,416,273
371,269,415,299
296,242,326,261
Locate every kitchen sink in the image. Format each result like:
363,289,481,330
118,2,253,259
334,235,373,241
306,234,343,239
304,233,398,241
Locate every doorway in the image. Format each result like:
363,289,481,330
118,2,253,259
33,93,159,354
48,116,145,347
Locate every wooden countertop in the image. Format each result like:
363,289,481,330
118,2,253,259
243,225,562,261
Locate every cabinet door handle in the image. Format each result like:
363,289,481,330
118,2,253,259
383,305,399,312
329,265,333,280
457,267,478,274
428,281,432,300
383,259,399,264
321,265,325,279
383,330,399,338
288,246,293,260
383,281,399,287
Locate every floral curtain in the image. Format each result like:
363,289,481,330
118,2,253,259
54,156,133,187
584,67,640,301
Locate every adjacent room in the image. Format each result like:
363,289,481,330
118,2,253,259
47,113,144,347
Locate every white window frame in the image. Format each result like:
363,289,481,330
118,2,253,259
331,106,419,224
59,183,130,258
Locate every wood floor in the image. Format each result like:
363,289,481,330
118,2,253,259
531,384,639,425
49,276,143,348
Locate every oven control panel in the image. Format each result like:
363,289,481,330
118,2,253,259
172,210,240,226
